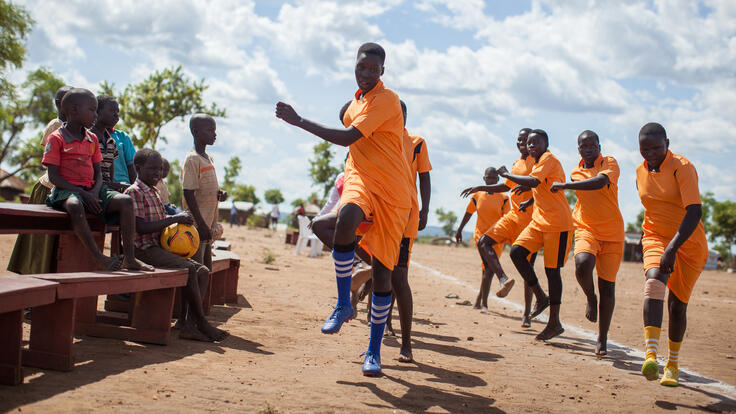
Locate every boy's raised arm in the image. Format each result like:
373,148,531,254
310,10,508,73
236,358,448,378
275,102,363,147
460,183,510,198
550,174,609,193
498,165,540,188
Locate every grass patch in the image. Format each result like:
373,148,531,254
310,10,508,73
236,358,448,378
261,248,277,264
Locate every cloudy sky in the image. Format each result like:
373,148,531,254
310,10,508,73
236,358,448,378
10,0,736,228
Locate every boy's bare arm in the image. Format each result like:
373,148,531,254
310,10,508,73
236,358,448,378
276,102,363,147
660,204,702,274
460,183,510,198
455,212,473,244
497,166,540,188
550,174,609,193
183,189,211,240
135,212,193,234
418,172,431,230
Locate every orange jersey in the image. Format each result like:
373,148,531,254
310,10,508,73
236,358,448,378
466,192,509,242
570,155,625,242
636,150,706,241
528,151,574,232
402,129,431,238
342,80,413,209
506,156,535,211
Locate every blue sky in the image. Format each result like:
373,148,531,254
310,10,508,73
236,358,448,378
8,0,736,229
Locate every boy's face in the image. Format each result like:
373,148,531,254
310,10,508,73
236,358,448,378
577,134,600,164
193,119,217,145
516,132,529,156
354,53,384,92
639,133,668,169
526,133,548,159
139,156,163,187
483,170,499,185
97,101,119,129
72,95,98,129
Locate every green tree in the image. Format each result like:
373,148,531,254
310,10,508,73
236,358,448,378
435,207,458,237
0,0,33,93
264,188,285,205
309,141,340,198
232,184,259,205
626,209,645,233
222,156,241,195
167,159,182,207
1,67,64,184
99,66,225,149
707,199,736,263
564,189,577,208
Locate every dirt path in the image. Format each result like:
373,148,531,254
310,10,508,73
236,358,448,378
0,227,734,413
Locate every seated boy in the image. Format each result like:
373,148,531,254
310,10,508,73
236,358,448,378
42,88,152,272
125,148,227,342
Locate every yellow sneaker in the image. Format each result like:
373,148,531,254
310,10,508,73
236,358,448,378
660,366,679,387
641,357,659,380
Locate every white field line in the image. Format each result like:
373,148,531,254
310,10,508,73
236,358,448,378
411,260,736,400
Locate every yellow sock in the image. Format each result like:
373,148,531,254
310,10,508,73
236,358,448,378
666,339,681,369
644,326,661,361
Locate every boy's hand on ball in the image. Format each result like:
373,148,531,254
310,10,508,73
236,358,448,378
174,212,194,225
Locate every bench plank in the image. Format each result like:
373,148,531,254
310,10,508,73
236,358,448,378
33,269,188,299
0,275,58,313
0,202,106,234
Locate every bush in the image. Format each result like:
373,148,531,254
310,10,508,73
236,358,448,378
247,214,266,228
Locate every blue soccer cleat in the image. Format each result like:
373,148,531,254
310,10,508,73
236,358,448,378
362,351,382,376
321,304,353,334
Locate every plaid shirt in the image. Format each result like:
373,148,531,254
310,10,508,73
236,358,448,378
124,179,166,250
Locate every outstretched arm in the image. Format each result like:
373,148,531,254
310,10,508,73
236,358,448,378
276,102,363,147
497,165,540,188
460,183,510,198
659,204,702,274
455,212,473,244
550,174,609,193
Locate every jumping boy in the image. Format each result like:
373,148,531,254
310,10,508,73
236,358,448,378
42,88,152,272
126,148,227,342
636,123,708,387
276,42,413,376
549,130,624,355
455,167,509,312
499,129,574,340
460,128,536,327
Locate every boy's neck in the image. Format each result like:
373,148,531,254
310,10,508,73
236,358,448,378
194,140,208,156
63,121,87,141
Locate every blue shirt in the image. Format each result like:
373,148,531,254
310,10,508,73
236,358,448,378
110,129,136,183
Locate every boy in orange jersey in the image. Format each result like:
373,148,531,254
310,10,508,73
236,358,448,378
550,130,624,355
455,167,509,312
276,42,413,376
499,129,574,341
635,123,708,387
461,128,537,327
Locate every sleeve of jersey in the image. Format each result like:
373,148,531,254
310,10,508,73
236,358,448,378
91,139,103,164
181,156,200,190
417,140,432,173
676,162,702,207
529,156,552,181
42,135,61,166
465,197,477,214
350,93,396,138
600,157,620,184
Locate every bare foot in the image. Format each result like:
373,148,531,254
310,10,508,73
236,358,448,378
595,336,608,356
535,324,564,341
521,314,532,328
122,257,154,272
480,306,489,314
385,323,396,337
179,324,213,342
585,295,598,322
530,295,550,319
199,322,228,342
398,347,413,363
96,255,123,271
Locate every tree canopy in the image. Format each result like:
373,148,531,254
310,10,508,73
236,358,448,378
264,188,285,205
309,141,340,199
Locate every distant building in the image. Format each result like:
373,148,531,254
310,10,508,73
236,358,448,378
218,200,255,225
0,169,28,201
623,232,643,262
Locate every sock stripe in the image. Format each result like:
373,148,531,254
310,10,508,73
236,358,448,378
371,316,388,324
335,264,353,272
371,309,390,318
333,258,353,266
372,302,391,311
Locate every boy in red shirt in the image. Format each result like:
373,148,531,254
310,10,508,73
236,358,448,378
42,88,151,271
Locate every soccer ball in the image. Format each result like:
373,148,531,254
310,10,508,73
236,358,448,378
161,223,200,259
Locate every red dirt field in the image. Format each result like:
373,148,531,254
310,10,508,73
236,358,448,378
0,226,734,413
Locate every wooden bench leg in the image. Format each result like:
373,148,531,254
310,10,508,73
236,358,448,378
211,270,227,306
224,261,240,304
23,299,75,372
202,273,213,315
0,310,23,385
129,288,176,345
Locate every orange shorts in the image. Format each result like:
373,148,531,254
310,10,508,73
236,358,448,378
404,200,420,239
573,229,624,282
340,181,410,272
642,232,708,303
514,226,572,268
484,209,532,246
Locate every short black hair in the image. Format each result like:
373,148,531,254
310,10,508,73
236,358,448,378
357,42,386,64
96,95,117,113
161,157,170,169
339,101,351,123
518,128,532,136
189,113,215,132
484,167,497,175
133,148,162,168
400,100,407,123
60,88,95,114
639,122,666,140
530,129,549,146
578,130,599,144
55,85,73,103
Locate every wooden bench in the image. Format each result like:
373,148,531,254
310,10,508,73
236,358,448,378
203,250,241,313
22,269,188,374
0,275,58,385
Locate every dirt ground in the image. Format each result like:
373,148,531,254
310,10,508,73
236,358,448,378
0,226,734,413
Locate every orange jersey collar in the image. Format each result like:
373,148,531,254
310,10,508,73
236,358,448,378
354,80,385,101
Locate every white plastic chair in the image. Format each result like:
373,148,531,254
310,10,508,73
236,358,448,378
295,215,312,255
309,233,323,257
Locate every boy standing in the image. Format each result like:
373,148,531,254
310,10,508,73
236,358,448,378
42,88,152,272
636,123,708,387
276,42,413,376
126,148,227,342
455,167,509,312
500,129,574,341
550,130,624,355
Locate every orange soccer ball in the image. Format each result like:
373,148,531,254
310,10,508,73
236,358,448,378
161,223,200,259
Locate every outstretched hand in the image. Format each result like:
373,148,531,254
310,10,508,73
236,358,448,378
275,102,301,125
519,198,534,212
455,230,463,245
549,182,565,193
496,165,509,177
511,185,531,195
460,186,479,198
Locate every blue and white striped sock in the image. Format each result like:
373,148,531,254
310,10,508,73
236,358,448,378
333,248,354,306
368,292,392,356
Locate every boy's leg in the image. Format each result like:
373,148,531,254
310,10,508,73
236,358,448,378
597,278,615,355
536,267,564,340
510,245,548,318
642,267,668,380
312,212,372,263
321,204,363,334
106,193,153,271
390,238,413,362
63,196,121,270
522,252,537,327
574,252,598,322
364,257,393,376
477,235,514,298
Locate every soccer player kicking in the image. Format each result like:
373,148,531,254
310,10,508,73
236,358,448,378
276,43,413,376
636,123,708,387
549,130,624,355
498,129,574,341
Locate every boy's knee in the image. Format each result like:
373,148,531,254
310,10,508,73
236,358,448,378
335,204,363,233
477,235,491,250
510,245,528,264
65,197,85,218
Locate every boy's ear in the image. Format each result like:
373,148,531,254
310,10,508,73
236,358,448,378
664,138,670,150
